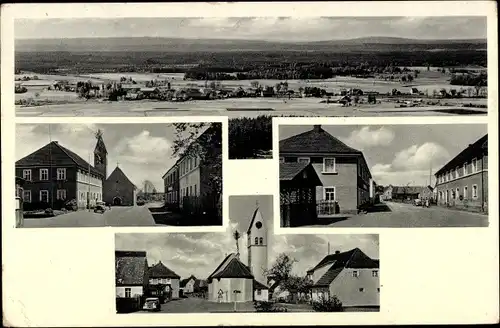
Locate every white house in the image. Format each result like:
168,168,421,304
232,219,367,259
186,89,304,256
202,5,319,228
148,261,181,300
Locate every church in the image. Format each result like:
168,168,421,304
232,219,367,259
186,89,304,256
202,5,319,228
206,207,269,303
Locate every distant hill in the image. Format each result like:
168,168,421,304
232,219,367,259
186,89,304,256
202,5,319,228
15,36,487,53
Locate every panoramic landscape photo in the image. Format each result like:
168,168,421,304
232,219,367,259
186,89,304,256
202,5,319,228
15,16,487,117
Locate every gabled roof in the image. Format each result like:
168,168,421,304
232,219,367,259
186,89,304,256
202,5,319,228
279,163,323,187
435,134,488,176
180,275,197,287
16,141,103,178
247,208,263,234
94,135,108,154
207,253,254,282
115,250,148,285
391,186,428,195
253,279,269,290
279,125,362,154
106,166,137,189
308,248,379,287
148,261,180,279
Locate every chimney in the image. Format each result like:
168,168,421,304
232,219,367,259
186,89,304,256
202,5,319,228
335,250,340,254
313,125,322,132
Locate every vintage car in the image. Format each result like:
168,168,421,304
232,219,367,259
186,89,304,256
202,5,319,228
413,198,422,206
94,201,107,214
142,297,161,312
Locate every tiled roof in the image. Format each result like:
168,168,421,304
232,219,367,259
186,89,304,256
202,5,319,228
16,141,103,178
207,253,253,282
115,250,148,285
279,125,362,154
106,166,137,189
391,186,429,195
435,134,488,176
279,162,309,181
253,279,269,290
180,275,197,287
309,248,379,287
148,261,180,279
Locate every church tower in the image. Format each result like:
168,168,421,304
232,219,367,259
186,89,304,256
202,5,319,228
247,206,268,285
93,129,108,179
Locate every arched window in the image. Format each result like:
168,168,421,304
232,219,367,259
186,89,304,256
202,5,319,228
255,237,258,245
259,237,263,245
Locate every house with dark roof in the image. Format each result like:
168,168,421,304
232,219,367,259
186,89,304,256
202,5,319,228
384,185,434,202
180,275,207,295
115,250,149,300
16,138,106,210
434,134,488,212
306,248,380,308
279,125,374,216
148,261,181,300
103,165,137,206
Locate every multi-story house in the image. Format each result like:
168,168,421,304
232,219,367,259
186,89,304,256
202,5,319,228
307,248,380,309
162,164,179,210
115,250,149,313
147,261,181,300
279,125,374,215
161,123,222,216
16,139,106,210
434,134,488,212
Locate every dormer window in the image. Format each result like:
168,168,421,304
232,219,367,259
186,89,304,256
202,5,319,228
297,157,310,165
323,158,336,173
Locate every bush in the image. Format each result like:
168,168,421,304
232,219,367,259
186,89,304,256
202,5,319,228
312,296,344,312
253,301,288,312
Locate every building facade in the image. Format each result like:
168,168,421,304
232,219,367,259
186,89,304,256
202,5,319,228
434,134,488,212
247,208,268,287
307,248,380,308
279,125,373,215
103,166,137,206
115,251,149,299
148,261,181,300
163,165,180,209
16,140,105,210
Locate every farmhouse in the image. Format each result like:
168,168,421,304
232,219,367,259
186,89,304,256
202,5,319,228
148,261,181,300
103,165,137,206
115,250,149,299
307,248,380,309
279,125,374,217
180,275,207,296
434,134,488,212
384,185,433,202
16,139,105,210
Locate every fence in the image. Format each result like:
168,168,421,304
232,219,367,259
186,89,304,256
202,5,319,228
181,195,222,225
316,200,340,216
116,296,143,313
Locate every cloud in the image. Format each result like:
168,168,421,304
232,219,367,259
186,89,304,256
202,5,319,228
113,130,173,165
344,126,395,150
371,142,450,186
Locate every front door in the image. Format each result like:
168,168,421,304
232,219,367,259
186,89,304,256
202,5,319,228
113,197,122,206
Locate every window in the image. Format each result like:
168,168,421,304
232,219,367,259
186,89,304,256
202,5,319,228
40,190,49,202
472,185,478,199
189,185,193,196
324,187,336,201
377,288,380,292
125,288,131,298
359,288,364,292
259,237,263,245
56,189,67,200
323,158,336,173
57,168,66,180
257,290,261,296
279,157,284,163
463,186,468,199
463,162,468,175
194,184,197,196
255,237,258,245
40,169,49,181
372,270,378,277
298,157,310,165
456,188,460,199
472,158,478,173
23,190,31,203
352,271,359,278
23,169,32,181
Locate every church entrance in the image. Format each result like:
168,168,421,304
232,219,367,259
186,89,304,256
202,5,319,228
113,197,122,206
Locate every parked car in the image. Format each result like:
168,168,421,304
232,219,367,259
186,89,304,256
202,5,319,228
137,199,146,206
94,201,107,214
143,297,161,312
413,199,422,206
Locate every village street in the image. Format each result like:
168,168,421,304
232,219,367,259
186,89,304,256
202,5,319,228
314,201,489,228
149,298,257,313
23,206,157,228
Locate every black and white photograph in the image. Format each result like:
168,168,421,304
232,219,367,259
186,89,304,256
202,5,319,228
14,122,223,228
115,194,380,313
278,123,488,228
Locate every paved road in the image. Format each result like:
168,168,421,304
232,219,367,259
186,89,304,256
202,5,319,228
15,99,486,117
320,202,489,228
23,206,156,228
151,297,256,313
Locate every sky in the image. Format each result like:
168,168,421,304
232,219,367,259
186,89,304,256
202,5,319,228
15,16,486,41
15,123,209,192
115,195,379,279
279,124,487,187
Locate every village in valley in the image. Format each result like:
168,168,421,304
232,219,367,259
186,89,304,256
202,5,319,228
14,122,222,228
115,195,380,313
279,124,489,228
